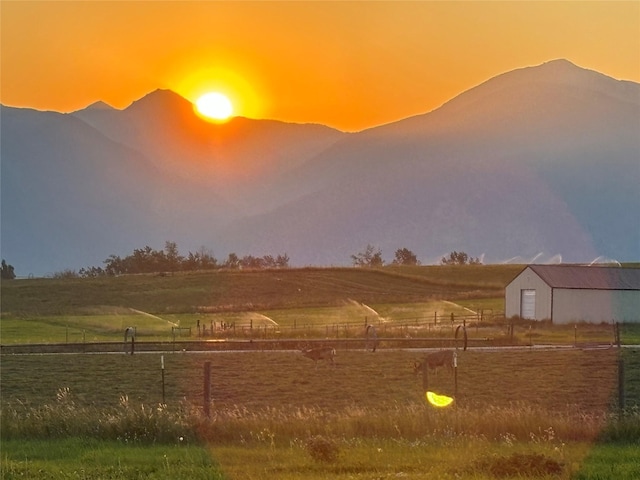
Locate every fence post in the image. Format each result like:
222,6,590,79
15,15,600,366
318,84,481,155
204,361,211,418
454,351,458,397
161,355,165,404
422,361,429,391
618,356,625,411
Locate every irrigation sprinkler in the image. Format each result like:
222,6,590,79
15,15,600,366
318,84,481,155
454,325,468,351
124,326,136,354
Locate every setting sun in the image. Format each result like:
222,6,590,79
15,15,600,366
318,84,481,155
195,92,233,121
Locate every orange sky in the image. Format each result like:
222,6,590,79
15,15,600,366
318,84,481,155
1,1,638,132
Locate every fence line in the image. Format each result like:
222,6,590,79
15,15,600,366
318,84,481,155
194,312,504,340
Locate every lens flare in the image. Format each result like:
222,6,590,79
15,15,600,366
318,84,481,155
426,391,454,408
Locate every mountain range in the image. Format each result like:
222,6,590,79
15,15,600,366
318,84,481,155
1,59,638,276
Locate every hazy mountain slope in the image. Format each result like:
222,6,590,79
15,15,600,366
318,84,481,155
72,90,346,213
216,60,639,264
1,106,236,275
213,143,595,266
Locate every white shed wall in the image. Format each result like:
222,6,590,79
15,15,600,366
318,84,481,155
552,289,640,324
505,267,552,320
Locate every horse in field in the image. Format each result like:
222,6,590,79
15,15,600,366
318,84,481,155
413,350,454,376
301,346,336,368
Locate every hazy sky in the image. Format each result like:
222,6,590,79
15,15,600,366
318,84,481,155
1,1,638,131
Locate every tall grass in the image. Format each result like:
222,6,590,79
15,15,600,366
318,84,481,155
1,389,196,444
5,388,635,446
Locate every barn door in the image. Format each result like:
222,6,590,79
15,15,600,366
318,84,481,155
520,289,536,319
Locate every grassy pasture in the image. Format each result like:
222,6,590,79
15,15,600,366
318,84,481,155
1,265,627,349
0,265,520,317
2,265,640,478
2,348,639,479
1,348,635,414
0,300,505,345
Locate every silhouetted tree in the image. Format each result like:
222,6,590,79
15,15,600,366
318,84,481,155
351,245,384,267
224,253,241,269
441,251,481,265
184,247,218,271
275,253,290,268
1,259,16,279
163,241,184,273
79,266,106,278
392,248,420,266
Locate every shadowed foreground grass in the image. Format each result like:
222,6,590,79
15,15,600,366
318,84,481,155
3,435,639,479
2,394,639,479
1,438,223,480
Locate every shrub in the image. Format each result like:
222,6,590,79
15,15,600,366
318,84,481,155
305,435,341,463
469,453,564,477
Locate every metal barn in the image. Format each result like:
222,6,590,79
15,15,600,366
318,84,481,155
505,265,640,324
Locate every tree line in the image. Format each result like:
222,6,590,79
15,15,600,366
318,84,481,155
350,245,482,267
75,241,290,277
2,244,481,280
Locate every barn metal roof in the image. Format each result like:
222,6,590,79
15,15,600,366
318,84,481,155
528,265,640,290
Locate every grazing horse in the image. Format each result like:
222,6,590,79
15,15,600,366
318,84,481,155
413,350,455,376
301,346,336,368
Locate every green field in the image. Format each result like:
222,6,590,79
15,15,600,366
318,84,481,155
0,265,520,317
2,348,639,479
1,265,639,479
0,265,623,348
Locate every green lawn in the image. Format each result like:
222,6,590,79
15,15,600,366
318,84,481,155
3,437,639,479
1,438,224,479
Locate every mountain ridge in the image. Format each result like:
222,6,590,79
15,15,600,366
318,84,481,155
2,59,638,275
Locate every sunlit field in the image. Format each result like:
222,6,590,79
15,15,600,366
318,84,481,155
2,348,639,478
2,266,639,479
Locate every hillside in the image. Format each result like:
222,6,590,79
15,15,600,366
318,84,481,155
0,265,522,316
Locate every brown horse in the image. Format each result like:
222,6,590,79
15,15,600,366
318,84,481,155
413,350,454,376
301,346,336,368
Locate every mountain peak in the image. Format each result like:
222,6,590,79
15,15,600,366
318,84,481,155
539,58,577,68
84,100,115,111
125,89,193,115
137,89,187,104
422,58,639,122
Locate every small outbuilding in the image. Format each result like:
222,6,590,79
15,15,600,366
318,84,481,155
505,265,640,324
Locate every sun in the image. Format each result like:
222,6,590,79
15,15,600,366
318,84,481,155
195,92,233,122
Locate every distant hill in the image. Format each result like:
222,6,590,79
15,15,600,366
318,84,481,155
1,59,638,276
